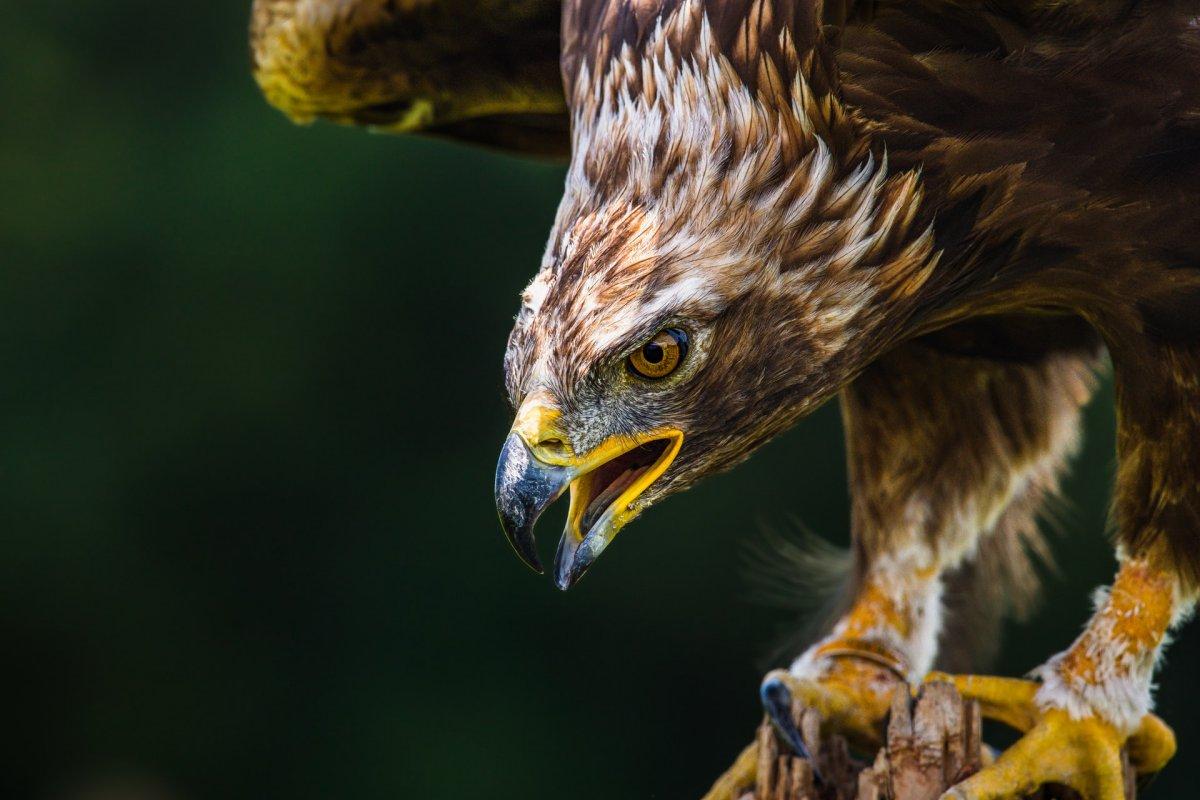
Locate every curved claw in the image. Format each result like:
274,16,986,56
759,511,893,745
760,675,822,781
764,662,896,749
707,659,902,800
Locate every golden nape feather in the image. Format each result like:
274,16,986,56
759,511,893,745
251,1,1200,798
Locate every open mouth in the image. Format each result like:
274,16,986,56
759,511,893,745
493,413,684,589
567,435,679,539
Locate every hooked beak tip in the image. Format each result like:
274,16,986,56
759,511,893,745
495,432,570,575
497,509,545,574
521,549,546,575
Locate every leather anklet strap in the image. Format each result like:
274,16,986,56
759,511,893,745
815,639,910,682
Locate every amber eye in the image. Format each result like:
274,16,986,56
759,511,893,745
627,328,689,380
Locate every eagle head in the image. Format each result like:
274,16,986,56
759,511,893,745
495,5,937,589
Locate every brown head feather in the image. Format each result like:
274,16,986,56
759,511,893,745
506,0,940,505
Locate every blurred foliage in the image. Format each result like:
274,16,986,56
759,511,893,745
0,3,1195,799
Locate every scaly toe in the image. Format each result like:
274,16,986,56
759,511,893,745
943,709,1131,800
931,671,1176,783
925,672,1040,733
1127,712,1177,774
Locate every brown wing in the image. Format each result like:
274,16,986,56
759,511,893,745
248,0,881,154
250,0,569,154
249,0,1198,164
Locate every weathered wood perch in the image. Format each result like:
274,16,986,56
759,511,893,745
705,682,1136,800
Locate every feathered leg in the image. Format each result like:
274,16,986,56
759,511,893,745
704,320,1102,798
939,339,1197,799
770,328,1098,731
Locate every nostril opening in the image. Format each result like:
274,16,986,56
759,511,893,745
537,437,567,454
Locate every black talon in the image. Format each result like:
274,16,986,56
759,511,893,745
760,676,823,783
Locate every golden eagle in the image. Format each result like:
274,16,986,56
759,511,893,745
251,1,1200,797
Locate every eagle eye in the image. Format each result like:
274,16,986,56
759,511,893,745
627,328,688,380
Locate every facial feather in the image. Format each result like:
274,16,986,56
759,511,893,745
505,0,940,501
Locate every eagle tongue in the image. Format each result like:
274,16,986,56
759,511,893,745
581,465,640,533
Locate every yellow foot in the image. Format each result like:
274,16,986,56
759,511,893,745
762,652,906,751
927,673,1176,800
701,656,903,800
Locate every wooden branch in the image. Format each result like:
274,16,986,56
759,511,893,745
714,682,1136,800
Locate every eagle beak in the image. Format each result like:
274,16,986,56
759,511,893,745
494,432,573,575
494,392,683,589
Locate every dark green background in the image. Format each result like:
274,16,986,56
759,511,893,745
2,4,1195,799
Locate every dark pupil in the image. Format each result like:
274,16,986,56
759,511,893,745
642,343,665,364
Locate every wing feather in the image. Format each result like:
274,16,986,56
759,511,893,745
250,0,568,154
249,0,1199,167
